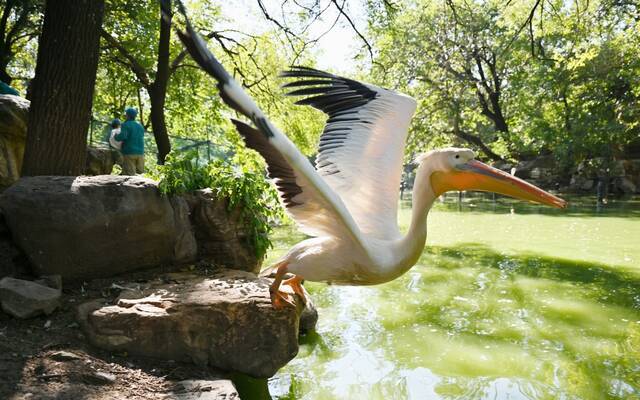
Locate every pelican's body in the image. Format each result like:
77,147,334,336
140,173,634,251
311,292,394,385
282,234,422,286
282,170,433,286
173,11,566,307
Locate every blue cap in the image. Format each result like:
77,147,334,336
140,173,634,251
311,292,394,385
111,118,121,127
125,107,138,119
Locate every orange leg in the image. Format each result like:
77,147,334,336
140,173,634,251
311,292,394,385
269,262,296,309
283,275,306,306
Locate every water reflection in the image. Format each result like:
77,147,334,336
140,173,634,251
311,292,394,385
244,195,640,400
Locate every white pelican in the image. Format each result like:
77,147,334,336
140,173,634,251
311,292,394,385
173,12,567,308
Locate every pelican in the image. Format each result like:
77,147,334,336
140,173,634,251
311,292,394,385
172,9,567,308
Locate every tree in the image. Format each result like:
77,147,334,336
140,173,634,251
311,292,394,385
100,0,190,164
368,0,519,161
21,0,105,176
0,0,42,84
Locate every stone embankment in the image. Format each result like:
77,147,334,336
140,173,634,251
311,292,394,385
0,175,261,280
0,175,317,399
495,154,640,194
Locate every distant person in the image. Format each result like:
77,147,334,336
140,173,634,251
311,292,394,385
108,118,123,168
0,80,19,96
115,108,145,175
109,118,122,150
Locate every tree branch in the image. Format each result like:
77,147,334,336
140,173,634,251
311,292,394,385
100,28,151,87
500,0,542,57
330,0,374,61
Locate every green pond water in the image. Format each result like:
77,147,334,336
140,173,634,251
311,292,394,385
238,195,640,400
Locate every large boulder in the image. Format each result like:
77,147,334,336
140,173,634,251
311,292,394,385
0,95,29,191
77,270,307,378
185,189,262,274
0,175,197,281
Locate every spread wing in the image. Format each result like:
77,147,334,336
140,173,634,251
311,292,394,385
281,67,417,239
169,5,371,252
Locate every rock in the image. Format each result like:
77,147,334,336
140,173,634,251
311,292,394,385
78,270,306,378
299,296,318,334
185,189,262,274
34,275,62,291
0,95,29,191
169,379,239,400
83,371,116,385
170,196,198,264
85,146,116,176
617,177,637,194
623,159,640,192
0,176,195,281
513,155,556,180
0,277,61,318
580,178,594,191
49,351,83,361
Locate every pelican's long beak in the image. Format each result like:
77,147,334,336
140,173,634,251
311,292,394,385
431,160,567,208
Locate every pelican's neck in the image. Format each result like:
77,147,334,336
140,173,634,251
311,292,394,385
399,163,437,265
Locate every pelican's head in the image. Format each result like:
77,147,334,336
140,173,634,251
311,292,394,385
415,148,566,208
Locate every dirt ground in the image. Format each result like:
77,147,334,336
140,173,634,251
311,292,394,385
0,267,243,400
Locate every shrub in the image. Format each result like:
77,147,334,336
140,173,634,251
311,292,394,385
152,151,284,260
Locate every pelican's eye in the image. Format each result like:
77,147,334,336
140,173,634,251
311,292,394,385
455,154,460,159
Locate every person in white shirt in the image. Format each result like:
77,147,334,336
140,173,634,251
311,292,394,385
109,118,122,150
108,118,123,169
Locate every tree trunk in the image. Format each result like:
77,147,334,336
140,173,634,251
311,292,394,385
0,64,11,84
451,102,504,162
22,0,104,176
149,86,171,164
452,129,504,162
149,0,172,165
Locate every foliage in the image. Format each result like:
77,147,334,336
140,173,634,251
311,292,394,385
153,150,284,260
0,0,42,86
367,0,640,170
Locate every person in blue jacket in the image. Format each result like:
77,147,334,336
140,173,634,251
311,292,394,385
115,108,145,175
0,80,19,96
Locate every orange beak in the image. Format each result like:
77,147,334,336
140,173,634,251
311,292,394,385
431,160,567,208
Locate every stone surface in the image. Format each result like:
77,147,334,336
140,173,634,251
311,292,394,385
512,155,557,181
617,177,637,194
85,146,116,176
77,270,306,378
169,379,239,400
170,196,198,264
0,277,61,318
298,289,318,334
0,95,29,191
34,275,63,291
185,189,262,274
0,175,194,281
569,158,640,194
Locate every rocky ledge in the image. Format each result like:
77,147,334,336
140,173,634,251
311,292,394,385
77,269,317,378
0,175,263,281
